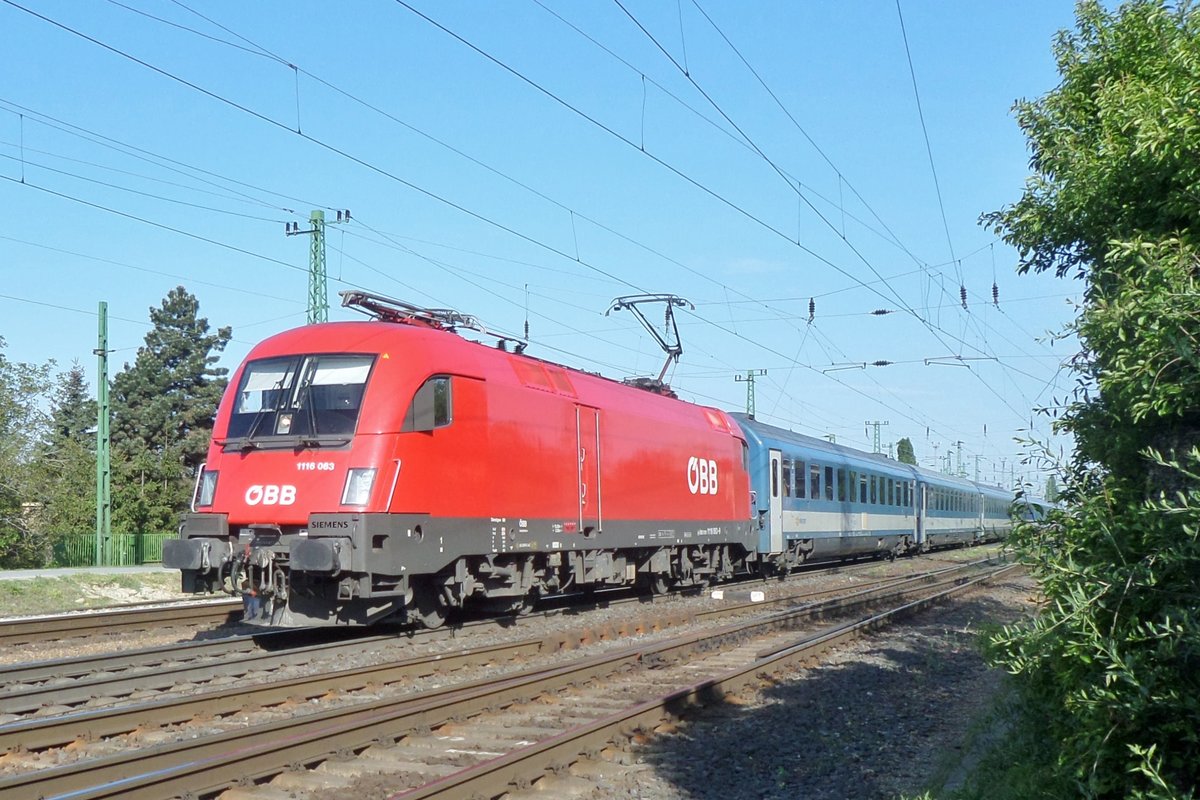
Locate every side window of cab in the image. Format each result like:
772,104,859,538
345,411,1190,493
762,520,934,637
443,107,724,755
402,376,452,432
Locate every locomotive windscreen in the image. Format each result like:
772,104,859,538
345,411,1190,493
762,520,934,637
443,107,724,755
226,354,375,445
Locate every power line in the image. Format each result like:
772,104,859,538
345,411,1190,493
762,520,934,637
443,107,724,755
3,0,1060,444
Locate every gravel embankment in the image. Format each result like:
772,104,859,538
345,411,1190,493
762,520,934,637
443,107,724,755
1,550,1034,798
595,571,1038,800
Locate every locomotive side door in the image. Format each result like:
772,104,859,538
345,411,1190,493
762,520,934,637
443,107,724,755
576,405,602,535
768,449,784,552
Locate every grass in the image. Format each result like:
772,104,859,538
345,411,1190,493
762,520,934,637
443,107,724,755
0,572,188,618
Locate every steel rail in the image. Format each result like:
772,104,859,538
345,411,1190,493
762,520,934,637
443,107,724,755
0,558,997,752
0,561,1011,799
0,599,243,646
384,564,1023,800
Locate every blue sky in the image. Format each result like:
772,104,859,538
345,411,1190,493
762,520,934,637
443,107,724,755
1,1,1081,486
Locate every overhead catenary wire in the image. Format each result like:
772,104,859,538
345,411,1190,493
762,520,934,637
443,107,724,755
98,0,1060,429
0,3,1070,462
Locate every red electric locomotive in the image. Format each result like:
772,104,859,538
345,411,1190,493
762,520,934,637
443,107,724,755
164,292,756,627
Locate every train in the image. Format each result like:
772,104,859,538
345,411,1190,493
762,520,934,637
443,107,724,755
163,291,1017,628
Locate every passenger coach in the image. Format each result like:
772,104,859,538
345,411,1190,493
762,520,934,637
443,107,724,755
735,415,1011,568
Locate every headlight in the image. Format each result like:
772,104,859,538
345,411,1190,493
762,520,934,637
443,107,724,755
341,468,377,506
194,469,218,509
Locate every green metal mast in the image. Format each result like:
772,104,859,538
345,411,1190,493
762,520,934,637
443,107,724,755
94,301,111,566
286,209,350,324
865,420,889,454
307,210,327,324
735,369,766,419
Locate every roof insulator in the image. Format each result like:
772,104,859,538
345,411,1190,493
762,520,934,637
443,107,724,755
992,282,999,306
960,285,968,310
808,298,815,323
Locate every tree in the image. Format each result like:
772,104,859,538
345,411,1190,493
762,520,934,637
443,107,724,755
983,3,1200,797
895,437,917,465
111,287,231,532
0,338,54,566
29,362,97,535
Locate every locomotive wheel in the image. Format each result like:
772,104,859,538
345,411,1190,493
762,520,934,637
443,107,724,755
637,572,671,595
411,579,447,629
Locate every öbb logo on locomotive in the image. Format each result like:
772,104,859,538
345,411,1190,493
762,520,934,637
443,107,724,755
244,484,297,506
687,456,719,495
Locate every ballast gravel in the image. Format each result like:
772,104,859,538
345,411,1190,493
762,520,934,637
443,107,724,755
590,571,1039,800
1,548,1035,798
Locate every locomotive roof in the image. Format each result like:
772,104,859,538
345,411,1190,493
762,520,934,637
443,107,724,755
242,320,742,431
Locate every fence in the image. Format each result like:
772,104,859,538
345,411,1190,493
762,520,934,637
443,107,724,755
51,533,175,567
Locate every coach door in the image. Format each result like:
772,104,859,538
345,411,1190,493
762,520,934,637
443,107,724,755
916,482,927,550
576,406,602,535
768,449,784,552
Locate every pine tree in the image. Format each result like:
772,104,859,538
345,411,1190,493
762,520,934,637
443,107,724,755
895,437,917,465
29,363,97,536
110,287,231,532
47,362,94,447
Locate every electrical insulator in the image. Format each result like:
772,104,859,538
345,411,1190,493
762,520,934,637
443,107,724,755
871,309,892,316
808,298,815,323
871,360,893,367
524,319,530,340
992,282,999,306
960,286,968,309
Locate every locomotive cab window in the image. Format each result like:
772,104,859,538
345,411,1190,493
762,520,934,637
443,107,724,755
403,376,453,432
227,354,375,446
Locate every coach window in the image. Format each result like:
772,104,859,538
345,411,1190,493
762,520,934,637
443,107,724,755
859,474,868,504
402,376,452,432
848,471,857,504
868,475,876,504
809,464,821,499
782,459,793,498
795,460,806,498
824,466,834,500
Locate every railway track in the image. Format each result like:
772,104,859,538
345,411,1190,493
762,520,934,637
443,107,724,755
0,556,984,726
0,556,1014,799
0,546,980,654
0,598,243,647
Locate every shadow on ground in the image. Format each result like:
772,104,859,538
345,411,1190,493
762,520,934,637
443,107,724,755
634,593,1021,800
